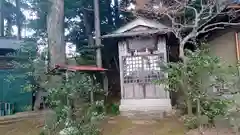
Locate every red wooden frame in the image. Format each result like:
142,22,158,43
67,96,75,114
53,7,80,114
55,64,107,72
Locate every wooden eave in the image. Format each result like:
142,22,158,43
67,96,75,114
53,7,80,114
101,29,169,39
102,17,170,39
227,4,240,9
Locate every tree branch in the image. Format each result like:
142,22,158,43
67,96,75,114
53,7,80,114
198,26,224,35
200,22,240,35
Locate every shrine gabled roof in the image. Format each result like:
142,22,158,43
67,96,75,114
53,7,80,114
114,17,169,33
101,17,170,39
101,29,168,38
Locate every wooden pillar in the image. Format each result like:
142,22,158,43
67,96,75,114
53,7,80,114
235,32,240,62
16,0,21,39
235,32,240,74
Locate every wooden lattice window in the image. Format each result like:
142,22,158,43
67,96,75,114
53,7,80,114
122,54,165,84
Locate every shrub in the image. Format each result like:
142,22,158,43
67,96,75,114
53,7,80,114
44,72,106,135
110,103,120,115
201,98,232,122
157,45,238,122
181,115,198,129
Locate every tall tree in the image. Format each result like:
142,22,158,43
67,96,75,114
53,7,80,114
94,0,102,68
114,0,120,27
15,0,21,39
106,0,114,26
0,0,27,37
0,0,4,36
47,0,65,68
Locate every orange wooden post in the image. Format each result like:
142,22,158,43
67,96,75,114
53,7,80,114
235,32,240,62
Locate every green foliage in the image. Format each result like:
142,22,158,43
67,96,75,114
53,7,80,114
6,40,46,92
110,103,120,115
2,41,47,113
181,115,198,129
39,130,46,135
182,115,209,129
158,45,239,129
201,98,232,121
45,72,105,135
3,0,26,28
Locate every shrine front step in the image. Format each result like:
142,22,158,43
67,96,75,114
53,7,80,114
120,110,168,120
119,99,172,120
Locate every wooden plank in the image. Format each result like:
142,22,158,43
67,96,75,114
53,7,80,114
145,84,156,98
133,84,144,99
235,32,240,62
124,84,134,99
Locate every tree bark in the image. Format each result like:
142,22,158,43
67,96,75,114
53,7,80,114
47,0,66,69
106,0,114,26
94,0,109,98
83,9,95,103
179,45,185,61
47,0,68,121
83,9,94,47
179,43,193,115
0,0,4,37
94,0,102,68
15,0,21,39
114,0,120,27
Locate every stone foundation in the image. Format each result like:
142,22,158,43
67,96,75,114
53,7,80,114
119,99,172,119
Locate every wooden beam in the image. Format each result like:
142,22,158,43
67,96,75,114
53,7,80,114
235,32,240,62
227,5,240,9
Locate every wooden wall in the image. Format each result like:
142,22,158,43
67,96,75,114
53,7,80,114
118,35,169,99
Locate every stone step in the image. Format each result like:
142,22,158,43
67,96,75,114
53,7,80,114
120,110,167,120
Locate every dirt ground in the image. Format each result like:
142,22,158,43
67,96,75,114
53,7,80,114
101,116,238,135
101,116,186,135
0,111,45,135
0,118,43,135
0,112,237,135
0,112,186,135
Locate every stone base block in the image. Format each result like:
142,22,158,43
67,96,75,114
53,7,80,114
119,99,172,119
